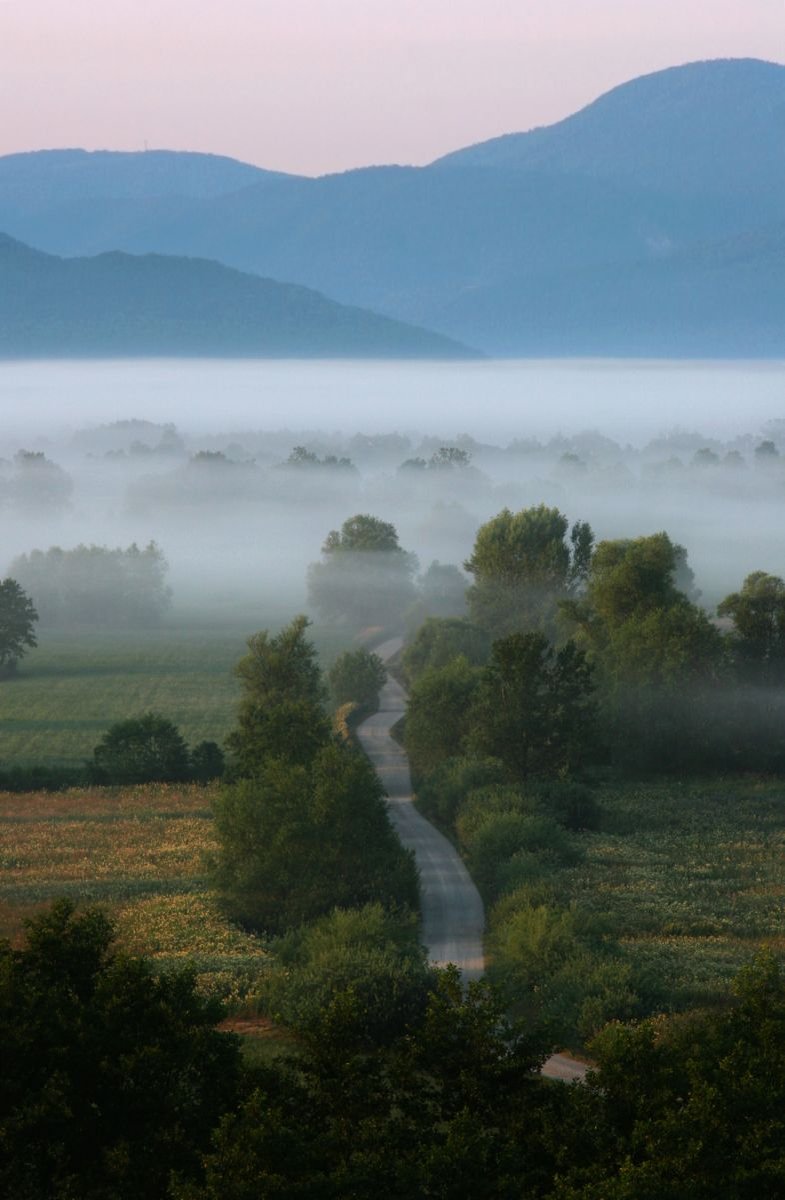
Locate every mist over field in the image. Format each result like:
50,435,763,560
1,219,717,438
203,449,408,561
1,358,784,616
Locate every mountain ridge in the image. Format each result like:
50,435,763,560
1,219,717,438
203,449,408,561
0,234,476,360
2,58,783,356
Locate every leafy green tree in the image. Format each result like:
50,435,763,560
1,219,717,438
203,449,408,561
0,577,38,673
404,656,483,777
718,570,785,684
190,740,225,782
402,615,490,684
91,712,191,783
465,505,593,637
468,633,597,780
0,900,241,1200
561,533,725,769
555,952,785,1199
226,615,329,774
328,647,387,709
307,514,418,628
210,742,419,933
257,904,430,1045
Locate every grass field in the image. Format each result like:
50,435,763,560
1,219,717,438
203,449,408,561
0,781,268,1005
0,617,353,767
546,777,785,1010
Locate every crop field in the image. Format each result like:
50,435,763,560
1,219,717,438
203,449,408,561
0,782,269,1004
548,777,785,1009
0,619,353,767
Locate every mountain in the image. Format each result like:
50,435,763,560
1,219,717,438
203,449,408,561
434,58,785,199
431,223,785,356
0,148,286,202
0,235,475,359
1,59,783,356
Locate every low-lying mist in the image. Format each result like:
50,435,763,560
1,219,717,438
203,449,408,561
1,359,784,623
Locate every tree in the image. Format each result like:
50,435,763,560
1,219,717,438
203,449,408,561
91,712,191,783
307,514,418,628
718,571,785,685
468,632,597,780
210,742,419,933
9,542,171,627
0,900,241,1200
562,533,725,771
0,577,38,673
556,952,785,1199
404,656,483,777
464,505,593,637
418,560,469,618
226,615,330,774
10,449,73,511
402,616,490,684
328,647,387,709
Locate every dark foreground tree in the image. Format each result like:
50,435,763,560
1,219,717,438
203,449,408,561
0,900,241,1200
210,741,419,933
0,577,38,673
91,712,191,783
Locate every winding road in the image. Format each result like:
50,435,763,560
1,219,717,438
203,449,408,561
357,637,586,1082
357,637,485,982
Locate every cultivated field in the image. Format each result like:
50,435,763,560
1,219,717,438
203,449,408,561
0,782,268,1004
0,618,352,767
548,777,785,1010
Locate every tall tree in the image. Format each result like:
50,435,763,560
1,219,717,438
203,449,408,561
211,743,419,933
0,900,241,1200
465,505,593,637
308,514,418,628
0,577,38,673
718,571,785,685
468,632,597,779
226,615,329,774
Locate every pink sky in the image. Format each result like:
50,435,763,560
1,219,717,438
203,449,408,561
1,0,782,175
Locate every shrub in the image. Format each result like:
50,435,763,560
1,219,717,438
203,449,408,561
91,712,191,784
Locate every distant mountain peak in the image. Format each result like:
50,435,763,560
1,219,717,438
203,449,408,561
432,57,785,197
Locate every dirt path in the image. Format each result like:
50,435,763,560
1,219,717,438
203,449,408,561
356,637,587,1083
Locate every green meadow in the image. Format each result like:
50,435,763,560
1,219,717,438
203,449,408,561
0,618,352,768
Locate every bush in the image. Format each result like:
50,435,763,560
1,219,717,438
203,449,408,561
465,813,581,898
532,779,601,832
415,756,507,827
91,712,191,784
328,647,387,710
257,905,431,1044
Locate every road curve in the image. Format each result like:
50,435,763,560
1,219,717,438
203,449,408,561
356,636,485,982
357,635,588,1083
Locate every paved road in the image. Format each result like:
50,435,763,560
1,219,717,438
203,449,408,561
357,637,485,982
357,635,587,1082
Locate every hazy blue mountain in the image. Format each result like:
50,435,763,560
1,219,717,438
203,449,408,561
0,148,286,202
429,223,785,356
1,59,782,355
0,235,474,359
434,58,785,199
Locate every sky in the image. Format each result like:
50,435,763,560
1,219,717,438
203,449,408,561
1,0,782,176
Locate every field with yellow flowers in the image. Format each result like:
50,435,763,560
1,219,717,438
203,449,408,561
0,781,268,1004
